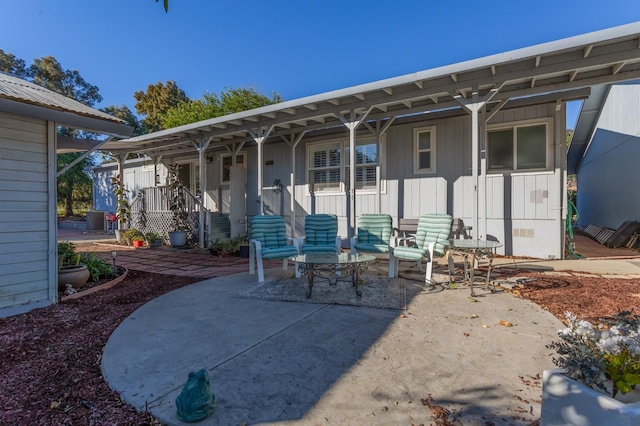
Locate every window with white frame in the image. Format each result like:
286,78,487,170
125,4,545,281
308,137,382,193
221,153,246,183
487,120,549,172
413,126,436,174
308,142,341,192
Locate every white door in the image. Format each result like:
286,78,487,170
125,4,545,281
229,165,247,238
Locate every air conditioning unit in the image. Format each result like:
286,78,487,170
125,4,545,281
85,210,106,232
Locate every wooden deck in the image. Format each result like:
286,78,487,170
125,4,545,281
569,229,640,259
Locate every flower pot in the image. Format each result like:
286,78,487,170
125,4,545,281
168,231,187,247
239,245,250,258
57,265,90,291
541,369,640,425
148,240,162,248
132,240,144,248
114,229,123,242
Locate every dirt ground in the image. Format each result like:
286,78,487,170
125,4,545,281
1,264,639,425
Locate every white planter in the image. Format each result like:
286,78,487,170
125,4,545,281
541,369,640,426
168,231,187,247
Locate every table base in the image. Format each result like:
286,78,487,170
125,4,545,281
447,248,497,297
296,262,368,298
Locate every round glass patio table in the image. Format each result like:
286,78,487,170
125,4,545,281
445,240,502,296
289,253,376,298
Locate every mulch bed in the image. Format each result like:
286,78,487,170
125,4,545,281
0,270,199,425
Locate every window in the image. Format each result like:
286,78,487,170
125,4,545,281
413,126,436,174
221,153,245,183
487,121,549,172
307,137,383,193
309,142,341,192
346,141,378,190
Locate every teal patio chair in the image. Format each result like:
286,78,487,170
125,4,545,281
389,214,453,286
350,214,393,255
295,214,341,254
249,215,299,283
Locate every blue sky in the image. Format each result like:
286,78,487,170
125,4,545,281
2,1,640,129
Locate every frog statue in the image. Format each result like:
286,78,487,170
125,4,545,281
175,369,215,422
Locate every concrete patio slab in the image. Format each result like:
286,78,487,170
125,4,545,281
102,268,564,425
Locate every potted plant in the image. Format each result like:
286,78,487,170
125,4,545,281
57,241,117,293
145,231,163,248
542,311,640,425
57,241,90,291
110,174,131,242
121,228,144,246
167,164,190,247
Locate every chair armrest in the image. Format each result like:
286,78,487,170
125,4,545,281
250,239,263,256
349,235,358,254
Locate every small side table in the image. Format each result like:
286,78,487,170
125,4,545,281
446,239,502,296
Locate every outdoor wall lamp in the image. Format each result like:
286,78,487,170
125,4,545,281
206,154,214,164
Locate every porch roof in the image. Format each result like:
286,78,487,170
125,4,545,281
102,22,640,157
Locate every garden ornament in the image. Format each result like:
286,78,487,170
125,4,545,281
175,369,215,422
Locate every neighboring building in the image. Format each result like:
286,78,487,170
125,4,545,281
569,81,640,230
96,22,640,260
0,72,131,318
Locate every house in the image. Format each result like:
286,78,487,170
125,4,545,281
97,22,640,260
0,72,131,318
569,81,640,231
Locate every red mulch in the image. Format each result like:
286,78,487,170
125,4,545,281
1,265,639,424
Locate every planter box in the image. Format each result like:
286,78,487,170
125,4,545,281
541,369,640,425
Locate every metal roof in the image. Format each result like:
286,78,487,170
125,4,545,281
0,72,131,138
566,84,611,174
102,21,640,157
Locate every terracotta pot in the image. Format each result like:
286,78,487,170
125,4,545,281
58,265,90,291
133,240,144,248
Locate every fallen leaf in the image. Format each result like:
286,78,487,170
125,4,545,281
499,320,513,327
463,333,470,337
470,314,478,319
483,324,489,328
399,314,407,318
51,400,61,409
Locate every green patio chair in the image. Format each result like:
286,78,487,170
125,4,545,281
249,215,299,283
389,214,453,286
350,214,393,255
295,214,341,254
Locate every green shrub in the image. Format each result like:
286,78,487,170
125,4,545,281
122,228,144,245
80,252,116,282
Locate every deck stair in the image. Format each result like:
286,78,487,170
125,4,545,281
209,213,231,242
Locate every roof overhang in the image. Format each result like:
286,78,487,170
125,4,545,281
102,22,640,158
0,98,132,138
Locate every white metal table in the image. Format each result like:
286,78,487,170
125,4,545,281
446,239,502,296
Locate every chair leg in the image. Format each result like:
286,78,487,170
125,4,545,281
283,258,289,270
425,242,436,285
389,254,399,278
249,243,255,275
295,261,301,278
257,256,265,283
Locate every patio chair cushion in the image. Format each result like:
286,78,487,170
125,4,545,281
391,245,427,261
261,245,299,259
250,216,289,248
301,214,340,253
414,214,453,257
354,214,392,253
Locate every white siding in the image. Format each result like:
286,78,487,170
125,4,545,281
0,112,50,310
577,83,640,229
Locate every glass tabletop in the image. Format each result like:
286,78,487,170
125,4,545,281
446,239,503,250
289,253,376,265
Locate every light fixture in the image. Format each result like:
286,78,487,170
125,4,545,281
111,251,117,275
206,154,214,164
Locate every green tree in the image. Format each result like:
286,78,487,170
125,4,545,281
101,104,146,137
0,49,27,78
156,0,169,12
161,86,283,128
57,152,95,217
28,56,102,107
134,80,189,132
